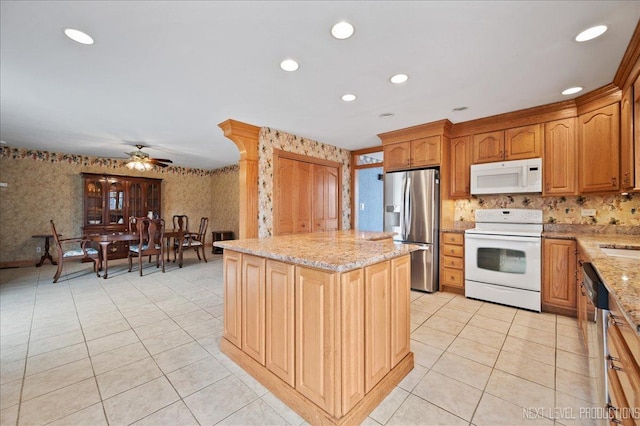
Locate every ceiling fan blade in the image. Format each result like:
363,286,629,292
150,158,173,163
147,159,170,167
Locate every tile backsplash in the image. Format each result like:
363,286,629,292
455,193,639,226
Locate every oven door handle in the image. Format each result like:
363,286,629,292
464,234,540,243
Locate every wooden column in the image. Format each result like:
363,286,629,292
218,119,260,239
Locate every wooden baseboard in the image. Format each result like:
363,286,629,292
440,285,464,295
220,338,414,425
0,260,36,269
541,303,577,318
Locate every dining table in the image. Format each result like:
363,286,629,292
88,228,186,279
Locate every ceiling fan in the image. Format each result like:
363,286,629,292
125,144,173,170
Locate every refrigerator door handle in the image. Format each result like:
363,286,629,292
404,176,412,239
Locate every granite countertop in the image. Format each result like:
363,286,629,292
544,231,640,335
214,230,416,272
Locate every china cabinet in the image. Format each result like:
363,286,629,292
82,173,162,259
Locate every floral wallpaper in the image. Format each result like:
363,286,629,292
0,146,238,265
258,127,351,238
454,193,639,226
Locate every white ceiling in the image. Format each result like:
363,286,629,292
1,1,639,170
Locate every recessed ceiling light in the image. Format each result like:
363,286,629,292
452,106,468,112
331,21,355,40
280,59,299,72
63,28,94,45
389,74,408,84
379,113,395,119
341,94,356,102
562,86,583,95
575,25,608,42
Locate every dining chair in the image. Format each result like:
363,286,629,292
174,216,208,263
172,215,189,234
128,217,165,276
50,220,99,283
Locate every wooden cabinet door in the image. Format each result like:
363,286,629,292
390,255,410,367
542,239,577,315
275,157,297,235
472,131,504,164
411,136,441,167
364,261,391,393
312,165,326,232
223,250,242,348
265,260,295,386
107,179,126,225
620,86,634,190
449,136,471,198
505,124,542,160
145,180,161,217
84,176,105,226
544,118,577,196
384,142,411,171
340,269,365,414
311,165,339,232
578,103,620,193
325,166,339,231
295,162,312,234
128,181,144,219
295,266,336,415
635,75,640,189
241,254,266,365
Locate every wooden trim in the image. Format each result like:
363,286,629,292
614,19,640,90
450,101,577,138
541,303,577,318
220,337,413,426
575,84,622,115
352,146,384,156
274,148,342,168
218,119,261,239
378,119,452,145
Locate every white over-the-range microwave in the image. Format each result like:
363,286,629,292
470,157,542,195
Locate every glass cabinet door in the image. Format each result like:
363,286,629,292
85,178,104,225
128,182,144,219
108,180,126,225
146,182,161,218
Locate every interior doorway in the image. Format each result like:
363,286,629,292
352,149,384,232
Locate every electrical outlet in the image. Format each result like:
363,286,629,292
581,209,596,217
359,203,365,210
36,246,41,253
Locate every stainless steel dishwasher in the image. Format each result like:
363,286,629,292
582,262,610,418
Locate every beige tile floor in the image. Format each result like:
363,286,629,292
0,255,601,425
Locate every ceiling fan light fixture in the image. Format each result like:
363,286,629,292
575,25,608,42
63,28,94,45
331,21,355,40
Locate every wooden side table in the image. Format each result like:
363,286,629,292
32,234,58,267
211,231,233,254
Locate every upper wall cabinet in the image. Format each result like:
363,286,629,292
620,86,634,191
449,136,472,198
578,103,621,193
383,136,441,171
635,75,640,190
472,124,542,164
543,118,577,196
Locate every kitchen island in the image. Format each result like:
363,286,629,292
214,231,418,425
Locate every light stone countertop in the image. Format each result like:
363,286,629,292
545,232,640,335
214,230,417,273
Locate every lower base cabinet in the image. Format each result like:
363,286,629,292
542,238,577,316
222,250,412,422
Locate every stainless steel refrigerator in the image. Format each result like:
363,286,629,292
384,168,439,292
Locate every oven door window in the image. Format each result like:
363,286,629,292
477,248,526,274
